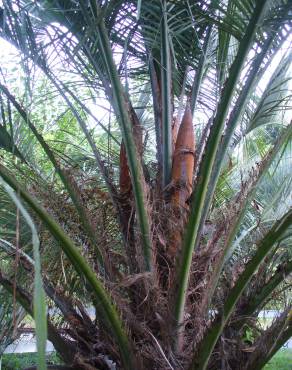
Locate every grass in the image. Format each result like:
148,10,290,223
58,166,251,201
264,348,292,370
1,352,61,369
1,348,291,369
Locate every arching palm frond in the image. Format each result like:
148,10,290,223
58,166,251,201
0,1,291,369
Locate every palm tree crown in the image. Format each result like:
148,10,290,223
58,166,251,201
0,1,291,369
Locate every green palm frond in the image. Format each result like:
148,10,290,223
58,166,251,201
0,1,291,369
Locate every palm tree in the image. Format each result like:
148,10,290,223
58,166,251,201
0,1,291,369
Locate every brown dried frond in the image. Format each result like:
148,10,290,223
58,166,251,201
118,272,152,288
119,140,132,195
172,115,180,150
171,104,195,208
161,105,195,259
